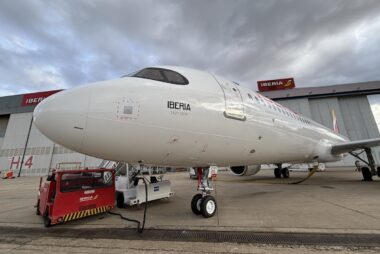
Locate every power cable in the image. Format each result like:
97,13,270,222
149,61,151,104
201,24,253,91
108,176,148,233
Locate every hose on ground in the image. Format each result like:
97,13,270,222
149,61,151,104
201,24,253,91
108,176,148,233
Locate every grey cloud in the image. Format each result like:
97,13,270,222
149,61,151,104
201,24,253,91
0,0,380,96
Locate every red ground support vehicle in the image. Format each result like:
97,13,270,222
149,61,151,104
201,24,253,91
36,168,115,227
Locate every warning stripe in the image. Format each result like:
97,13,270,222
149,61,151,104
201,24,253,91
63,206,109,223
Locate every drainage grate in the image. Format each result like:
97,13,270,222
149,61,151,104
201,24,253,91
2,226,380,247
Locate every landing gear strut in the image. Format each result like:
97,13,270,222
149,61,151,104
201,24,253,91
274,164,289,179
350,148,380,181
191,167,217,218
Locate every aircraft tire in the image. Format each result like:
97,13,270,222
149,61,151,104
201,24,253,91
361,167,373,181
377,167,380,177
201,196,217,218
43,211,51,227
191,194,203,215
281,168,290,178
274,168,281,178
36,200,40,215
116,192,125,208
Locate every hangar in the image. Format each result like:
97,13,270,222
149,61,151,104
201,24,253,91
0,80,380,176
0,90,102,176
260,80,380,167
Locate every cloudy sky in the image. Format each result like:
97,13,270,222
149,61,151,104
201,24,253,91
0,0,380,96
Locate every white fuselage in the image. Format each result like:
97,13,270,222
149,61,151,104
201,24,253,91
33,66,348,167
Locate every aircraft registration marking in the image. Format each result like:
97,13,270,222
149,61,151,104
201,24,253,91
167,101,191,116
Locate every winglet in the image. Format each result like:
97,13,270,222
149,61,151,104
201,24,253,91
331,109,340,134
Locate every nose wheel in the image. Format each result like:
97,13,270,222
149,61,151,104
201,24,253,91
191,194,217,218
191,194,203,215
191,167,217,218
201,196,217,218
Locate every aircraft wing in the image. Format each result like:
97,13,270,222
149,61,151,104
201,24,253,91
331,138,380,155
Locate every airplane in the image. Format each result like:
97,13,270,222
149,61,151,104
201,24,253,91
33,66,380,218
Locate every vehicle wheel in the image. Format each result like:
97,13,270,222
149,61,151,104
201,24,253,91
43,212,51,227
116,192,125,208
377,167,380,177
36,200,40,215
274,168,281,178
191,194,203,215
281,168,290,178
361,167,373,181
201,196,217,218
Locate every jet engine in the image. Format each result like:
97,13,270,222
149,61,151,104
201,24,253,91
229,165,261,176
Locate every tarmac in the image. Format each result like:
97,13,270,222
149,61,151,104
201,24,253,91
0,169,380,253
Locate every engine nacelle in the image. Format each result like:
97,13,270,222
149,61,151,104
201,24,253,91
229,165,261,176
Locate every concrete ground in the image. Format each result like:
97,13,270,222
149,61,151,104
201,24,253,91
0,169,380,253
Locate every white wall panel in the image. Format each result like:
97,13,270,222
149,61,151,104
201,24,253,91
278,98,312,118
84,155,103,169
1,113,33,149
28,124,55,147
51,153,86,170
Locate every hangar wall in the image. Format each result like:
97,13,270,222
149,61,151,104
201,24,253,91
0,112,102,176
276,95,380,167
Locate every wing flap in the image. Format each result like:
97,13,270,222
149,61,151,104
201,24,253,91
331,138,380,155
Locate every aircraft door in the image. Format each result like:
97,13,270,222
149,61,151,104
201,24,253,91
213,75,246,121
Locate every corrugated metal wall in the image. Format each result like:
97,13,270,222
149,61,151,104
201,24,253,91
278,95,380,167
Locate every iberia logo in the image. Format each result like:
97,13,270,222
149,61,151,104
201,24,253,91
257,78,295,92
79,195,98,202
284,80,293,87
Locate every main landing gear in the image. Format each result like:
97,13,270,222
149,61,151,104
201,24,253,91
274,164,289,179
191,167,217,218
350,148,380,181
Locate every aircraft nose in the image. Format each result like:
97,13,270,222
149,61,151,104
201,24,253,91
33,87,90,152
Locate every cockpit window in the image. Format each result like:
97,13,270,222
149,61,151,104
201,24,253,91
134,68,166,82
131,67,189,85
162,69,187,84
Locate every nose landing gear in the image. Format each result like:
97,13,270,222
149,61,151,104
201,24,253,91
190,167,217,218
